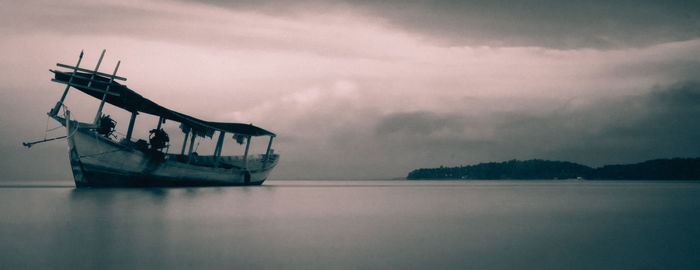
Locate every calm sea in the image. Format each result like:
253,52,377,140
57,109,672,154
1,180,699,269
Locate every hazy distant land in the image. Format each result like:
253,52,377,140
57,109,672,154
407,158,700,180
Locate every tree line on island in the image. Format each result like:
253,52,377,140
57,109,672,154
406,158,700,180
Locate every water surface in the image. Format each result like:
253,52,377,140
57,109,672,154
1,180,699,269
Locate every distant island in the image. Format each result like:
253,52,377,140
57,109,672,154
406,158,700,180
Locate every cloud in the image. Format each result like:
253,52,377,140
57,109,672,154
232,78,700,179
376,112,466,137
178,0,700,49
370,81,700,174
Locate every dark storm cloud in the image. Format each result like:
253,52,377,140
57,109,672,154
375,111,467,136
373,81,700,168
181,0,700,49
608,58,700,81
539,82,700,166
0,2,162,36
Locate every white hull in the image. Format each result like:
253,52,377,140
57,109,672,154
63,118,279,187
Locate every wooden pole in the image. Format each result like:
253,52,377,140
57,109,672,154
87,50,106,89
125,111,137,143
214,131,225,168
180,128,190,155
94,59,120,125
187,131,196,163
51,51,83,116
156,117,164,130
214,131,225,157
263,135,274,168
243,135,251,170
65,110,71,137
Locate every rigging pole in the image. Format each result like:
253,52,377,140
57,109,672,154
50,51,83,116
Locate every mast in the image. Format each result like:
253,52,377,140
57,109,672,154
50,51,83,116
94,56,121,125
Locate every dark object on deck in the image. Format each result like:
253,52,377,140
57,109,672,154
97,115,116,137
134,139,149,151
149,128,169,150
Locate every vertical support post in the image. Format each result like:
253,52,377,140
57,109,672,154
65,110,71,137
52,50,84,116
262,135,274,168
214,131,225,168
187,131,196,163
125,111,137,143
243,135,251,170
180,128,190,155
156,117,163,130
94,59,120,125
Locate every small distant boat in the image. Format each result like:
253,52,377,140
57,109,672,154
30,50,279,187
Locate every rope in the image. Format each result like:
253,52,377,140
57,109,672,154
43,114,50,140
62,105,79,140
46,125,64,132
66,122,79,138
40,104,69,139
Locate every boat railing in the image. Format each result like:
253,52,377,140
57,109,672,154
165,153,279,170
96,126,277,170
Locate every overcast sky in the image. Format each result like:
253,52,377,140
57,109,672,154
1,0,699,180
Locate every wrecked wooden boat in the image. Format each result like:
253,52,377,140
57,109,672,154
38,50,279,187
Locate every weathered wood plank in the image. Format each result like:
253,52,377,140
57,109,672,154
50,79,121,96
56,63,127,81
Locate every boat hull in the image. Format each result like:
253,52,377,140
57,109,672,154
63,119,277,188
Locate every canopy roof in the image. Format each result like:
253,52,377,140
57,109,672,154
52,71,275,137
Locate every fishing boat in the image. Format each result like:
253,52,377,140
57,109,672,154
27,50,279,187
